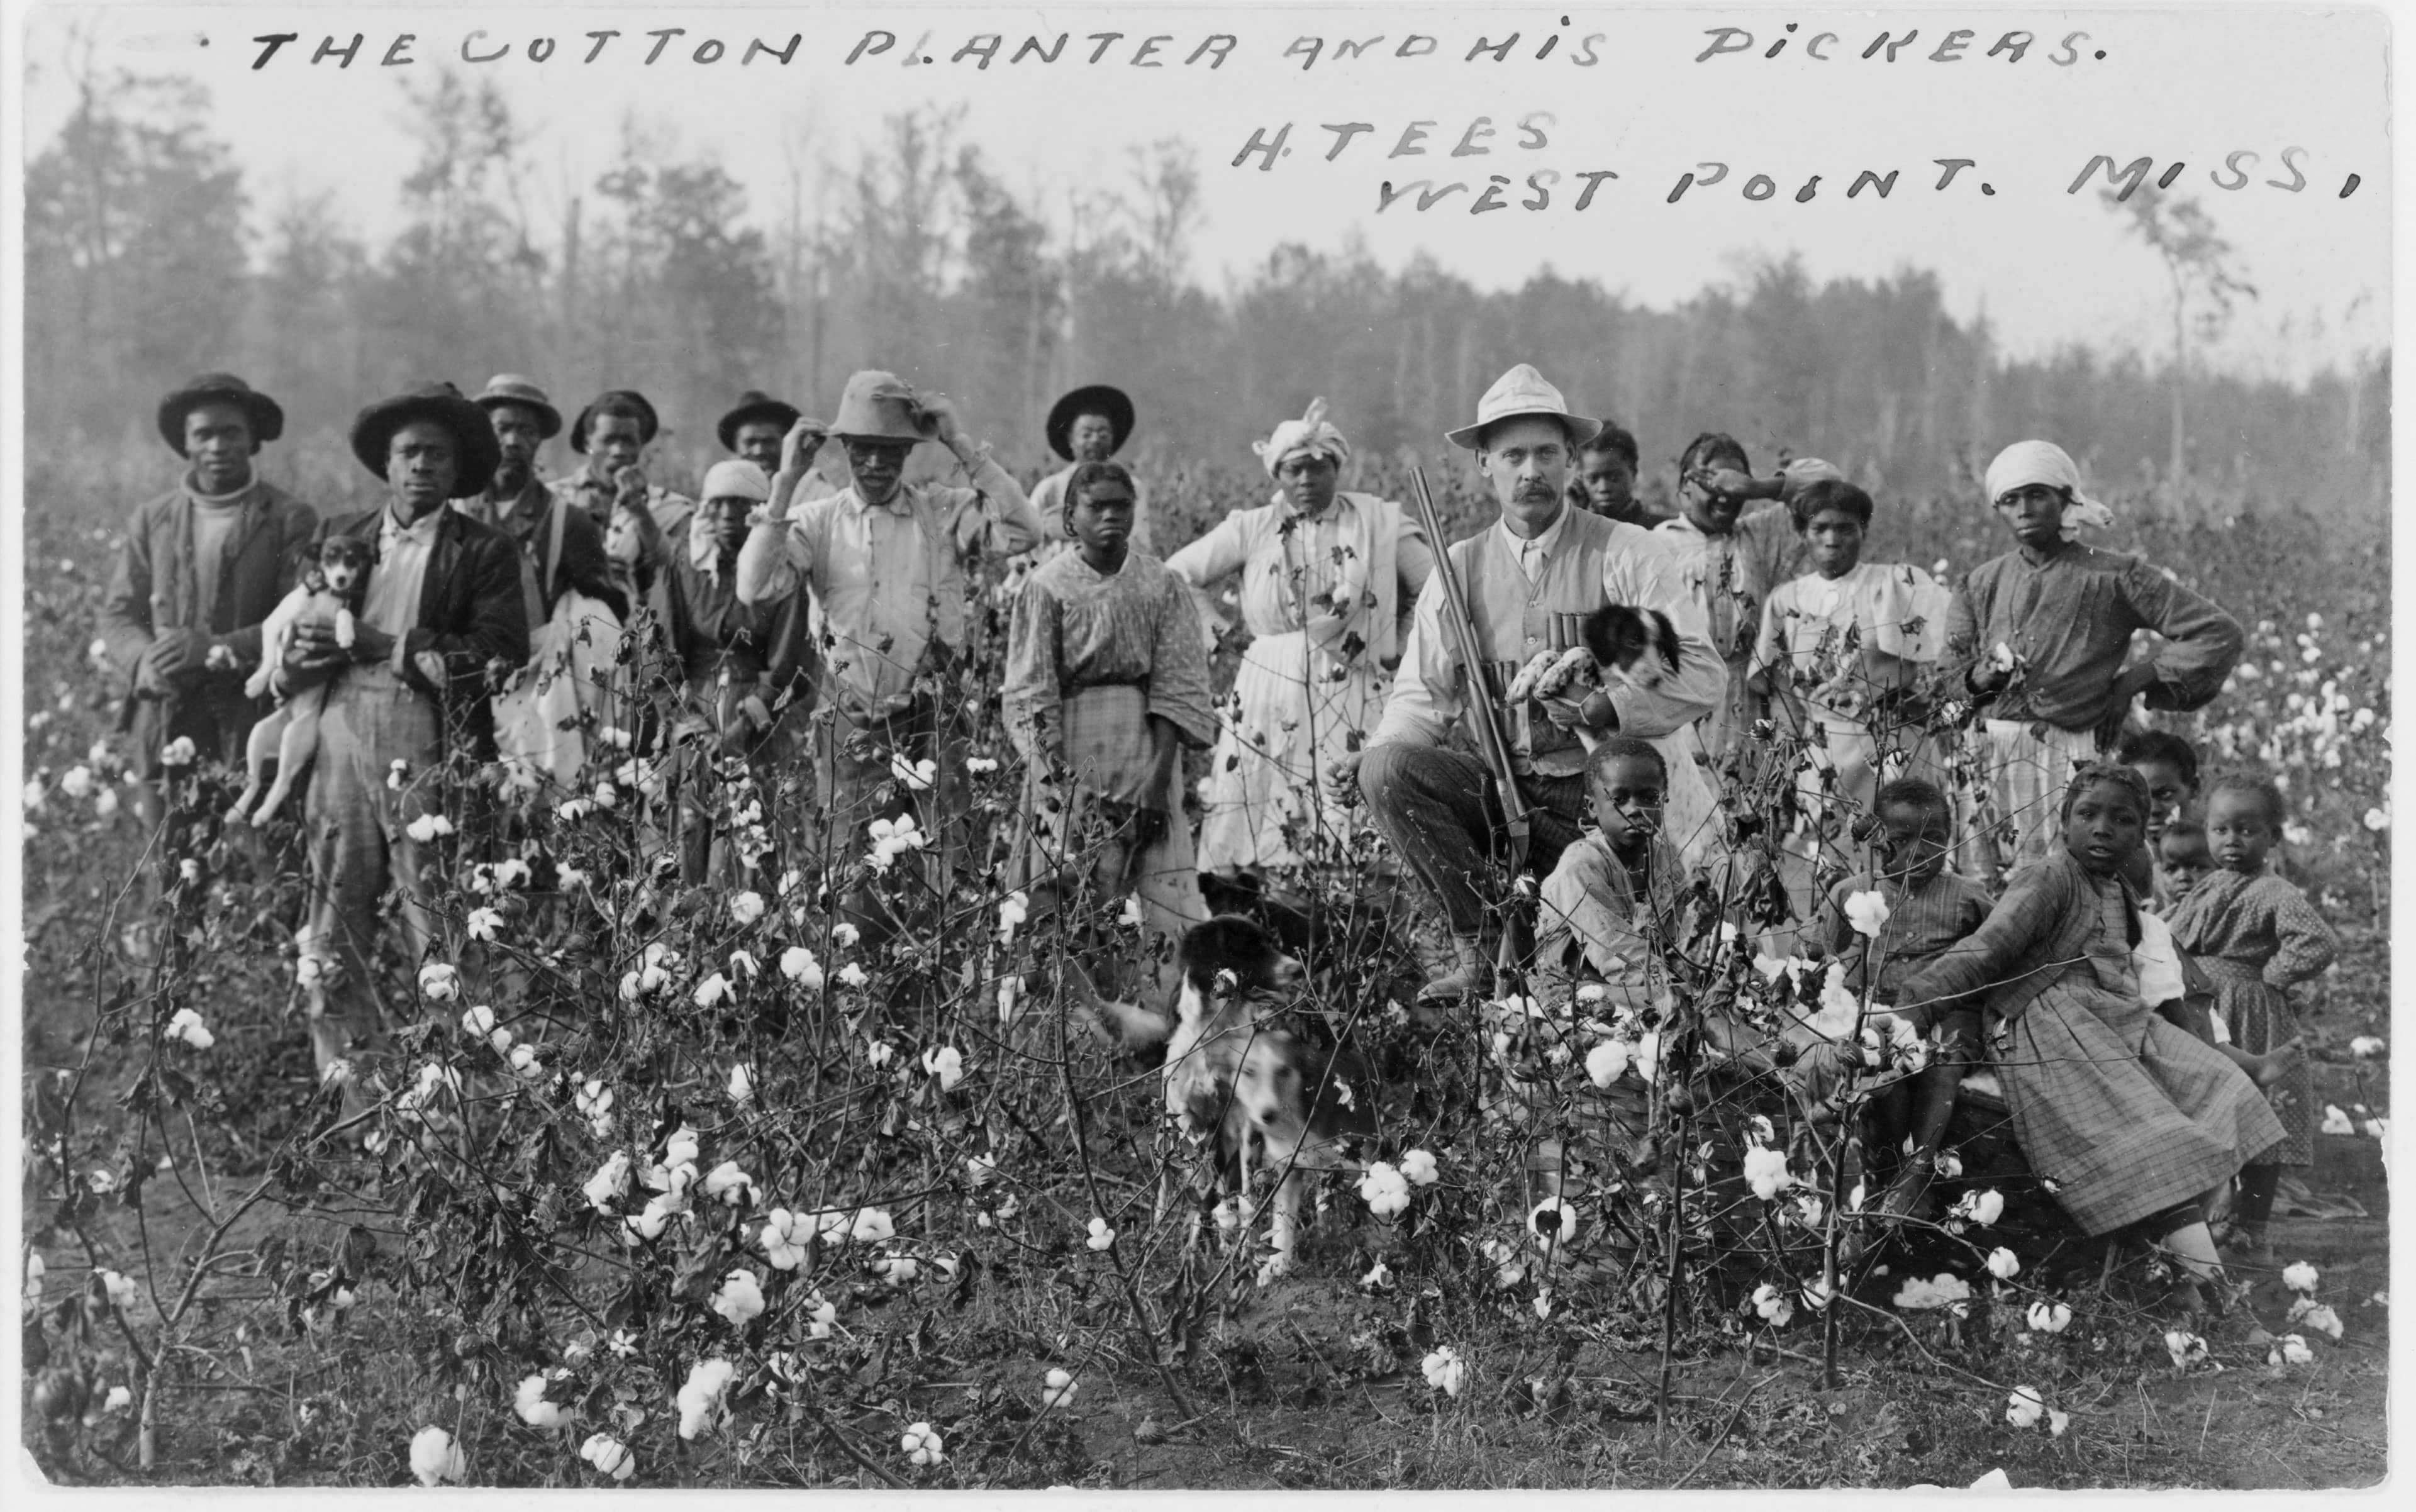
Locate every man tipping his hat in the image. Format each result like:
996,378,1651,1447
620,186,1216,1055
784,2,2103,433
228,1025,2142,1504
735,372,1043,920
1333,364,1727,1003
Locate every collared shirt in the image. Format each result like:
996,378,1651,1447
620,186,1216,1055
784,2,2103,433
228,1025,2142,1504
1369,504,1726,772
1945,542,2242,730
363,502,445,677
1503,503,1573,586
735,452,1041,716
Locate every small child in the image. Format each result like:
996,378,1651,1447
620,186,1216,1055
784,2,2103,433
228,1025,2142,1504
2157,820,2215,903
2164,770,2339,1261
2120,728,2205,904
1815,777,1995,1226
1533,737,1686,1011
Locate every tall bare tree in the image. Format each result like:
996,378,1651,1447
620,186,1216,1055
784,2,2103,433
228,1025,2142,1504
2104,188,2258,487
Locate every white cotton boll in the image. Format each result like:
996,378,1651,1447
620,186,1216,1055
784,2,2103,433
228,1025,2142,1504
60,766,94,800
2320,1104,2355,1135
159,736,198,767
94,788,121,819
997,891,1030,941
899,1421,945,1467
99,1270,138,1310
508,1043,544,1081
966,755,1000,775
1586,1038,1634,1088
779,945,824,989
1892,1273,1974,1312
832,921,861,948
2349,1036,2386,1059
409,1425,467,1486
711,1269,765,1327
404,812,455,843
1361,1260,1394,1291
852,1208,896,1244
1528,1198,1580,1250
2005,1386,2044,1429
103,1384,132,1412
514,1372,572,1429
2282,1260,2320,1293
2026,1300,2073,1334
416,963,460,1002
1634,1030,1661,1083
1119,894,1145,928
465,906,504,942
866,1040,894,1068
165,1008,214,1050
1956,1189,2006,1226
579,1432,635,1481
676,1358,735,1439
1742,1146,1794,1202
760,1210,812,1270
838,964,870,989
584,1152,633,1211
461,1004,497,1039
1752,1282,1795,1326
879,1254,920,1285
1420,1346,1466,1398
1400,1148,1440,1186
694,973,733,1008
922,1045,966,1091
728,1064,755,1104
701,1162,754,1206
1844,889,1892,938
2270,1334,2314,1367
996,973,1025,1023
1357,1163,1411,1218
1985,1247,2021,1281
1086,1216,1116,1251
591,782,619,811
806,1294,838,1339
727,891,765,927
967,1153,998,1187
726,950,760,983
1040,1367,1079,1409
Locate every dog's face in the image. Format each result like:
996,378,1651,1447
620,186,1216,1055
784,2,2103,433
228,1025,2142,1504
318,537,375,599
1581,604,1681,691
1181,914,1304,1002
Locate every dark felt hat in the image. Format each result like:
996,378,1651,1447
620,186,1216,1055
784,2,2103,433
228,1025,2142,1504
349,382,503,498
157,372,286,455
473,374,564,440
1045,384,1135,462
717,390,803,453
570,389,661,453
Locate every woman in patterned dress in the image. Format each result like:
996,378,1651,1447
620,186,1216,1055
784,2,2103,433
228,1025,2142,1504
1002,462,1219,1002
1749,479,1951,869
1163,399,1432,894
1884,764,2285,1315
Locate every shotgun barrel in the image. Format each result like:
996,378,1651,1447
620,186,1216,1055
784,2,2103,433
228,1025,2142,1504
1405,467,1530,872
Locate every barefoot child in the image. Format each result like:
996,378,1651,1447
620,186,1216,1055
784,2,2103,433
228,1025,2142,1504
1814,777,1993,1228
1886,764,2285,1316
2164,770,2338,1261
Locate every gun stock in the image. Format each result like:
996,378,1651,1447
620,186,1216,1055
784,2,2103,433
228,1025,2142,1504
1406,467,1530,869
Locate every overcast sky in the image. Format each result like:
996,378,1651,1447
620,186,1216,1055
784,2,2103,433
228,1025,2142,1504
17,2,2393,382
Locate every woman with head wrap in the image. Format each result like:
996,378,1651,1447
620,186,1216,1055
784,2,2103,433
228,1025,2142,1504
1162,400,1435,892
657,459,813,884
1944,440,2242,882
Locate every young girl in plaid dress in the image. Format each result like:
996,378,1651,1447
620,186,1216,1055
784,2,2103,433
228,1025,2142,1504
2164,771,2338,1260
1885,764,2284,1315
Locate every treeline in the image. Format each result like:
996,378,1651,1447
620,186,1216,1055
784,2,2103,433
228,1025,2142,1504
25,63,2389,516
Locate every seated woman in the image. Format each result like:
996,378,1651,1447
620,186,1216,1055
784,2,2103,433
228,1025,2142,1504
1001,461,1219,1004
1881,764,2286,1316
1747,479,1947,869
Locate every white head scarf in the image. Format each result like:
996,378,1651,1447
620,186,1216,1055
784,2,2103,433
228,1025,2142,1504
693,460,771,577
1252,397,1352,479
1983,440,2116,538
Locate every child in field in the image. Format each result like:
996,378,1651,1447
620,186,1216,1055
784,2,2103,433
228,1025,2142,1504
1812,778,1994,1228
2157,821,2215,903
1532,737,1687,1012
2120,727,2204,904
2163,771,2339,1261
1884,764,2284,1316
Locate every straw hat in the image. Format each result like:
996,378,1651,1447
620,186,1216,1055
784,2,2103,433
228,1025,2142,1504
1444,364,1601,452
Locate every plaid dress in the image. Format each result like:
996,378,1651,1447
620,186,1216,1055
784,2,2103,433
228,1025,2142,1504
1002,550,1220,992
1898,852,2285,1234
2165,868,2338,1167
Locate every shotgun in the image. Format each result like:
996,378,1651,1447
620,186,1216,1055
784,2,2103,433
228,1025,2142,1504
1405,467,1530,877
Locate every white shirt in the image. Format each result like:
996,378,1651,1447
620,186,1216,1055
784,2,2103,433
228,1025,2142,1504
362,503,447,680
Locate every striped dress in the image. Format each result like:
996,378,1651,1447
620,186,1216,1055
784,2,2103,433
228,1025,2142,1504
1896,852,2284,1235
2164,867,2338,1166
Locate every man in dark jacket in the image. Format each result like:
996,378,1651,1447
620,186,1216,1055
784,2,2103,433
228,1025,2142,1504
455,374,627,624
102,373,320,940
281,382,527,1087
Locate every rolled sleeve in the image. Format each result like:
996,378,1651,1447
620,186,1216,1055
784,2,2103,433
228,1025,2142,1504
735,514,808,606
2127,560,2244,712
1367,576,1454,749
1603,535,1725,739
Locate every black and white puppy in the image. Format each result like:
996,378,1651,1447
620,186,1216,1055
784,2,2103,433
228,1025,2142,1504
227,536,374,826
1504,602,1683,705
1090,915,1378,1273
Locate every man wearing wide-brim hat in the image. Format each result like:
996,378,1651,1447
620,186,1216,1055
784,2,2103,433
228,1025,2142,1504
455,374,626,625
1025,384,1154,563
102,372,321,945
737,370,1043,915
548,387,695,607
280,382,529,1089
1334,363,1728,1001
